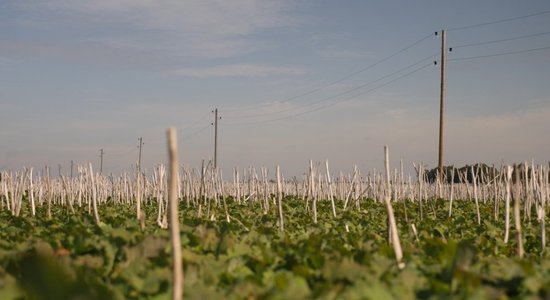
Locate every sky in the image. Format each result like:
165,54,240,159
1,0,550,178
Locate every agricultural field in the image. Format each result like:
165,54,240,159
0,161,549,299
3,2,550,299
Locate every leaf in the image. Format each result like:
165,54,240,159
322,258,365,282
270,271,311,300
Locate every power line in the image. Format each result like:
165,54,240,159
227,63,433,126
226,62,433,126
449,44,550,62
451,30,550,49
138,33,435,140
221,33,434,114
448,9,550,31
144,112,212,145
107,16,550,143
181,111,210,130
108,145,137,157
180,124,211,141
225,52,439,120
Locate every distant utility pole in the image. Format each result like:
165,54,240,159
58,164,61,177
100,148,104,175
137,137,144,173
438,30,446,182
212,108,221,169
70,160,74,178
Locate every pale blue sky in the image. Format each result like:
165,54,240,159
1,1,549,176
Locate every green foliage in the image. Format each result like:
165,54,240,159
0,198,549,299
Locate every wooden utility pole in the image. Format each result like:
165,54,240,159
70,160,74,178
137,137,143,173
99,149,104,175
438,30,446,182
213,108,220,169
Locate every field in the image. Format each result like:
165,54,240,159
0,162,549,299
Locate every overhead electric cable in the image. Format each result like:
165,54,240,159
181,111,210,130
227,52,439,120
181,124,211,141
221,33,434,113
143,111,212,145
449,45,550,62
108,146,137,158
448,9,550,31
226,62,433,126
451,30,550,49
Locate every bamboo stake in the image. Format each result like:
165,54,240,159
415,163,424,221
471,166,481,225
513,165,524,258
343,169,358,210
523,162,533,222
14,171,24,216
45,167,52,219
136,170,142,221
504,165,513,243
276,165,284,232
262,167,269,213
384,146,405,270
89,163,100,224
448,167,455,218
219,171,230,223
400,161,408,223
29,168,36,216
326,160,337,218
167,128,183,300
539,166,548,251
310,160,318,224
493,166,499,220
60,175,75,214
411,223,419,242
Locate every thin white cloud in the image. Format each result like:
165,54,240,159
171,64,306,78
34,0,295,34
15,0,299,60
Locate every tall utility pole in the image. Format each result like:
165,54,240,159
212,108,220,169
438,30,446,182
99,149,104,175
70,160,74,178
137,137,143,174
